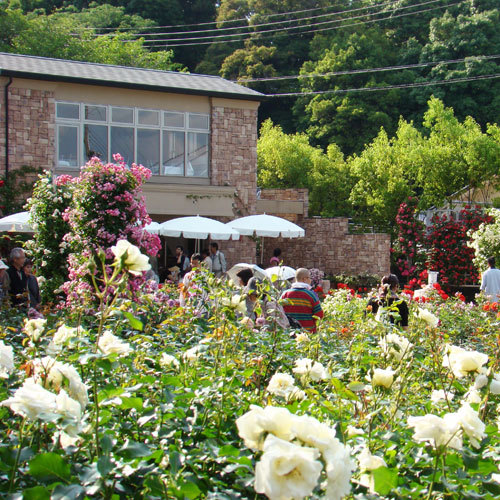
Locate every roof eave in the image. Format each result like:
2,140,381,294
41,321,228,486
0,69,267,102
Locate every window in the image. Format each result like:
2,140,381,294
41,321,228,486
55,102,210,178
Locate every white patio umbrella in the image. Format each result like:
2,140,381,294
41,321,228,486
144,221,161,234
158,216,240,240
0,211,33,233
265,266,296,282
226,214,305,263
226,263,267,285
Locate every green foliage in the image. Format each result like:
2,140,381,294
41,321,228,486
469,208,500,271
0,165,41,218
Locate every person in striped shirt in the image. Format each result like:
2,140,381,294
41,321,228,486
280,268,324,332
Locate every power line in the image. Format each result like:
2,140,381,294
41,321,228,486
143,0,463,48
265,72,500,97
135,0,447,45
233,54,500,83
97,0,404,38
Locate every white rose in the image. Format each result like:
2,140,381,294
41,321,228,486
408,414,462,450
379,333,412,362
371,368,395,389
182,345,203,363
323,439,355,500
346,425,364,437
293,358,329,381
160,353,179,368
417,308,439,328
431,389,454,403
474,374,489,389
490,374,500,395
254,434,323,500
292,414,339,452
358,447,387,471
267,373,297,398
0,340,14,378
236,405,295,451
23,318,47,341
1,377,58,421
295,333,310,343
465,388,482,404
455,402,486,449
98,331,131,356
53,325,79,345
111,239,151,275
443,345,488,378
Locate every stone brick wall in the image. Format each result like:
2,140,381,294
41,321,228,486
4,87,55,178
211,105,258,267
0,85,5,178
259,189,390,277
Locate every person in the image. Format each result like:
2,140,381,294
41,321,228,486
179,253,207,310
280,268,324,332
6,247,28,307
22,259,41,310
367,274,409,329
245,277,289,329
200,248,212,272
480,256,500,302
0,259,8,304
210,242,226,278
175,245,190,279
269,248,282,266
236,268,253,287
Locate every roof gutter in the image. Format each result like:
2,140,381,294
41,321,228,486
2,74,12,180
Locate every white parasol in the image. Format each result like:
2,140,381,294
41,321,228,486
226,263,267,284
158,216,240,240
0,211,33,233
265,266,296,282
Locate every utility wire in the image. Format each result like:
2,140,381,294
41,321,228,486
265,73,500,97
233,54,500,83
143,0,463,47
133,0,448,44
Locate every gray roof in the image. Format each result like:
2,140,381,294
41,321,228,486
0,52,265,101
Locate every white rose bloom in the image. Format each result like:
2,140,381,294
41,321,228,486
53,325,79,345
358,447,387,471
0,340,14,378
254,434,323,500
379,333,412,361
474,374,489,389
160,353,179,368
236,405,296,451
408,414,462,450
465,388,482,404
98,330,131,356
23,318,47,341
1,377,58,421
490,374,500,395
346,425,364,437
443,345,489,378
292,414,339,452
431,389,454,403
417,308,439,328
293,358,329,381
56,390,84,437
371,368,395,389
182,345,203,363
323,440,355,500
295,333,310,343
455,402,486,449
111,239,151,275
267,373,297,398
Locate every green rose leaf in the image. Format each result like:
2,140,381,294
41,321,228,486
22,486,50,500
372,466,398,496
51,484,86,500
29,452,71,482
122,311,144,331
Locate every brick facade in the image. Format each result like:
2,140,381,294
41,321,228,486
210,105,257,265
260,189,391,277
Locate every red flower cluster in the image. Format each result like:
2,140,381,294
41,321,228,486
483,302,498,312
426,207,493,287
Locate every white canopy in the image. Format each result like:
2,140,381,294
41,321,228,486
158,216,240,240
144,221,161,234
0,211,33,233
226,214,305,238
265,266,296,281
226,263,267,284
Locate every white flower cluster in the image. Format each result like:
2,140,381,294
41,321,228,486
443,345,488,378
369,367,395,389
98,331,131,356
111,239,151,275
236,405,354,500
408,402,486,450
378,333,413,362
0,340,14,379
267,373,304,401
23,318,47,342
417,308,439,328
293,358,330,381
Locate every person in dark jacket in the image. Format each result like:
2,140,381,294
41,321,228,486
23,259,41,310
6,247,28,307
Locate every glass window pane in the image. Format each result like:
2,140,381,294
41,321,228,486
111,127,134,167
84,124,108,162
112,107,134,124
56,103,79,120
189,113,209,130
162,130,184,175
58,125,79,167
164,112,185,128
85,105,107,122
138,109,159,126
187,132,209,177
137,129,160,175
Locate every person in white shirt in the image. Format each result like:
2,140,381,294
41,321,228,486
480,256,500,302
210,242,226,278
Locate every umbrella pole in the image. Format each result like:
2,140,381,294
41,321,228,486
261,236,264,265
